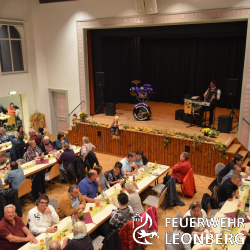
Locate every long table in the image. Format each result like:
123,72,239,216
19,163,170,249
2,146,81,187
0,139,28,154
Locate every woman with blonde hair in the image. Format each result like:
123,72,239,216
113,181,144,214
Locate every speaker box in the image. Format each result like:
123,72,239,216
218,115,231,133
105,102,116,116
135,0,146,15
95,72,105,87
175,109,184,121
225,78,238,97
144,0,158,14
183,114,193,124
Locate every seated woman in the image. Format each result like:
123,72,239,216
0,127,10,144
93,165,110,191
134,150,147,168
26,140,44,162
56,132,70,150
105,162,124,186
113,181,144,214
80,136,96,161
184,201,210,236
38,127,45,140
172,216,209,250
0,152,10,170
14,125,28,139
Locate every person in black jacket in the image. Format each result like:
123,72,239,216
219,154,244,178
39,136,56,155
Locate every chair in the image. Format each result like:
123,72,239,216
142,187,168,209
172,213,183,230
49,197,58,210
165,230,174,250
4,116,15,131
16,159,26,165
92,235,104,250
215,163,225,176
18,179,33,202
152,183,165,195
176,183,185,200
45,164,60,193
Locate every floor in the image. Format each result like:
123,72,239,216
21,152,215,250
89,102,239,143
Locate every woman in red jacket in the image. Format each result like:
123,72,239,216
163,152,191,184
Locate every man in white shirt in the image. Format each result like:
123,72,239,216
119,152,138,176
28,194,59,236
200,80,221,126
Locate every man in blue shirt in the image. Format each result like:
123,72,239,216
78,170,102,203
120,152,138,176
4,161,26,190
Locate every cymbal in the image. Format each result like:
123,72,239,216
131,80,141,84
143,84,151,87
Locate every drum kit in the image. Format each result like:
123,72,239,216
130,80,153,121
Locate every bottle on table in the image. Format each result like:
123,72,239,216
154,161,157,169
72,214,76,225
245,199,249,213
45,233,49,250
75,142,78,147
124,177,126,186
145,163,148,172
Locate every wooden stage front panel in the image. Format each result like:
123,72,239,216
67,123,232,177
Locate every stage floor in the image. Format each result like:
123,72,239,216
89,102,239,143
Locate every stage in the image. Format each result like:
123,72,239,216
88,101,239,143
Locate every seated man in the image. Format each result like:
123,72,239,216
26,139,44,162
163,152,191,184
0,204,38,250
119,152,138,176
0,152,10,170
217,173,241,208
78,170,102,203
219,153,243,178
99,193,134,237
220,164,247,186
0,127,10,144
28,194,59,236
39,136,56,155
29,128,41,146
49,241,61,250
56,142,76,181
7,134,25,160
56,184,86,219
61,221,94,250
4,161,26,191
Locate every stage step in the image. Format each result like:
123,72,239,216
242,158,250,171
238,150,249,160
226,144,241,155
224,138,234,148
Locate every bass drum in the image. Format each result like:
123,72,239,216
133,104,152,121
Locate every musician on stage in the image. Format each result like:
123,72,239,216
200,80,221,126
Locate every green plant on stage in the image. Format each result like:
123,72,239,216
208,130,220,138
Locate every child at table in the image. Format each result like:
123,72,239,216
93,165,110,191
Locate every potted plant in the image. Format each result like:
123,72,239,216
208,130,220,138
202,128,211,136
79,112,88,122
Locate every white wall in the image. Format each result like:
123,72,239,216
1,0,250,134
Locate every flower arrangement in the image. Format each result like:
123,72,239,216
202,128,211,136
208,130,220,138
78,112,88,122
29,111,46,132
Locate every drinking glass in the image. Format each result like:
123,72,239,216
40,239,45,246
100,200,103,208
57,235,61,241
67,221,72,231
95,199,100,211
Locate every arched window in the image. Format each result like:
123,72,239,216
0,25,24,73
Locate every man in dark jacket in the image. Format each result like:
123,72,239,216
7,135,25,160
39,136,56,155
219,154,244,178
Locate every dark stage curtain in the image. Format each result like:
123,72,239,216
91,22,247,109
